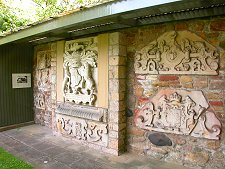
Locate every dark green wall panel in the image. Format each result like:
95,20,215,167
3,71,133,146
0,44,34,127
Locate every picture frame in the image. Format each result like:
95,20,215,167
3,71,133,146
12,73,31,88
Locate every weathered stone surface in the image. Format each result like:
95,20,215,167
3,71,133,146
206,140,220,150
136,89,209,135
63,37,98,106
180,76,193,84
191,111,221,140
185,151,209,166
209,80,225,90
146,149,166,160
56,103,107,122
56,113,108,146
210,20,225,31
148,133,172,146
134,31,219,75
165,151,183,164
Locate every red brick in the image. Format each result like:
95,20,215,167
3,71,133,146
206,32,219,39
175,22,188,30
209,101,224,106
209,80,225,90
159,75,179,81
210,20,225,31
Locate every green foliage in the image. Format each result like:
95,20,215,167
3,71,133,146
0,0,114,35
0,147,33,169
0,2,31,33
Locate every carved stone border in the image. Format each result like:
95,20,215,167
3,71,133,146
56,103,107,122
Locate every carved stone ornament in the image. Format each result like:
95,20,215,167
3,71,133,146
37,51,51,70
63,38,98,106
37,69,50,90
134,31,219,75
56,103,107,122
56,113,108,146
34,93,45,109
135,89,221,140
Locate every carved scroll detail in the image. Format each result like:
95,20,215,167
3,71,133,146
63,38,98,106
56,103,107,122
191,111,221,140
134,31,219,75
56,114,108,146
135,89,221,140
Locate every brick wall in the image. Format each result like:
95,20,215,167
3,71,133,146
125,17,225,168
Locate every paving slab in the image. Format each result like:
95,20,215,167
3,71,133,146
0,124,191,169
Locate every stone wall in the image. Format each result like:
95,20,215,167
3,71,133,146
33,34,127,155
33,43,57,128
125,17,225,168
33,16,225,168
107,32,127,154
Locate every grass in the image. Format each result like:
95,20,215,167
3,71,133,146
0,147,33,169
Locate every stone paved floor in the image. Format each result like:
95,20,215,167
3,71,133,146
0,124,191,169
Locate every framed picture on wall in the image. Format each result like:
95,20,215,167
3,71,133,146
12,73,31,88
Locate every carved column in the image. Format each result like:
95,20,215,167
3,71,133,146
107,32,127,154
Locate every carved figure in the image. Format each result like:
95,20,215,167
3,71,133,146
136,89,221,140
134,31,219,75
63,38,98,105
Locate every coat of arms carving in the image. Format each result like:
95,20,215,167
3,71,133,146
135,89,221,140
63,38,98,106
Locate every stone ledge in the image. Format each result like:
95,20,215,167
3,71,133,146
56,103,107,122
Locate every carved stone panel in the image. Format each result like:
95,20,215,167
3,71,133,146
135,89,221,140
37,69,51,90
37,51,51,70
34,93,45,109
191,111,221,140
134,31,219,75
63,38,98,106
56,113,108,146
56,103,107,122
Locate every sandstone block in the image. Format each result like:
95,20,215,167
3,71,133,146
180,76,193,84
127,127,145,136
109,56,126,66
185,151,209,167
109,66,126,79
209,80,225,90
193,77,208,89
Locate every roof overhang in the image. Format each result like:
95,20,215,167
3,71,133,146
0,0,225,45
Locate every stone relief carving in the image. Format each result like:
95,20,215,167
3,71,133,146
37,69,51,90
37,51,51,70
135,89,221,140
56,103,107,122
63,38,98,106
191,111,221,140
56,113,108,146
134,31,219,75
34,93,45,109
